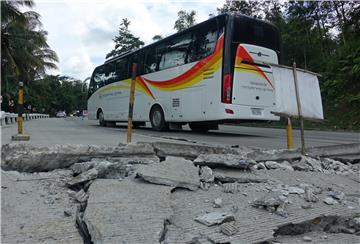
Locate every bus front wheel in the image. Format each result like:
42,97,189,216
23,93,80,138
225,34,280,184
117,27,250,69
150,106,168,131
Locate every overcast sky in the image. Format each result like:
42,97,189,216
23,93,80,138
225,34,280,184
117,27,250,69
30,0,226,80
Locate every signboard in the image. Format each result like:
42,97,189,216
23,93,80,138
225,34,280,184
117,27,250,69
271,65,324,120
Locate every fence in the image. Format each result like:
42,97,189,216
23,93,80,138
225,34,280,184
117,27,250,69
0,111,49,126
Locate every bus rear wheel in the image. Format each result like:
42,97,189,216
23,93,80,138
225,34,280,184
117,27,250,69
150,106,168,131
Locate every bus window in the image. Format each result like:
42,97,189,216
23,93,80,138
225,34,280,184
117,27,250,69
129,52,144,75
116,58,129,81
188,21,218,63
93,66,105,90
233,16,280,56
144,48,159,74
103,62,117,85
159,33,192,70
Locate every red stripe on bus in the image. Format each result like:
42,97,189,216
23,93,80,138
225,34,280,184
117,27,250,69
236,46,274,89
143,34,224,89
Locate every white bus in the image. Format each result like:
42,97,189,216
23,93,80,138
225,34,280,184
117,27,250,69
87,13,281,132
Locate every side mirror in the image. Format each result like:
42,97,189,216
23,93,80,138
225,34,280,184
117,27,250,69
82,83,87,94
82,77,90,94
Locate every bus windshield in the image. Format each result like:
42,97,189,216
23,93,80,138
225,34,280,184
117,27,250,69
232,16,281,59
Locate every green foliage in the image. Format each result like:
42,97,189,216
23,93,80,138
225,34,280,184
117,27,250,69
152,35,163,41
1,0,58,90
174,10,196,32
106,18,144,59
217,0,360,129
23,75,87,116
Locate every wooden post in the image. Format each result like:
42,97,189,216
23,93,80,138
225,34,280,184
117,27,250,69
17,81,24,134
292,62,306,155
286,117,293,149
127,63,137,143
12,81,30,141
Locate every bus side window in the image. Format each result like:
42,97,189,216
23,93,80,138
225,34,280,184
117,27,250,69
159,33,192,70
188,22,217,63
88,77,95,98
103,62,117,85
144,48,159,74
93,66,105,90
116,58,129,81
129,52,144,75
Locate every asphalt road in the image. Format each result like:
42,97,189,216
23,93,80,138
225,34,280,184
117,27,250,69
1,117,359,149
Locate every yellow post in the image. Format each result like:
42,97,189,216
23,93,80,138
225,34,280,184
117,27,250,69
12,81,30,141
286,117,293,149
18,81,24,134
127,63,137,143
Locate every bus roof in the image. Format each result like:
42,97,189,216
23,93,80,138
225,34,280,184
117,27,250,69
104,13,278,64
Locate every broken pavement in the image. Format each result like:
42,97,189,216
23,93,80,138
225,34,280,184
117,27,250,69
1,142,359,243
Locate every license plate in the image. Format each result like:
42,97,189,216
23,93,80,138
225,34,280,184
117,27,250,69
251,108,263,116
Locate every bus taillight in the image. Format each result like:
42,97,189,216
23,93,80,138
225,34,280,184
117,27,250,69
222,73,232,104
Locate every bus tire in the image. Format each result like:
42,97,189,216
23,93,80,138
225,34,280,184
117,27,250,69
98,110,106,127
150,106,168,131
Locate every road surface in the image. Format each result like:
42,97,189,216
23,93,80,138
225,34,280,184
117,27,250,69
1,117,359,149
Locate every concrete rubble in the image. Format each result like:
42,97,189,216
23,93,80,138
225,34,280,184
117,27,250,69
195,212,235,226
194,154,256,169
1,170,83,243
1,142,360,244
136,156,200,190
1,142,156,172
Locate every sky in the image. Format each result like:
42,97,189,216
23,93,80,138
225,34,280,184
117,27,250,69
30,0,227,80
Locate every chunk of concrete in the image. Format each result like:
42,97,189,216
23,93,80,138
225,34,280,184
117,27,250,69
66,168,98,187
293,156,323,172
67,189,88,203
151,142,239,160
329,191,345,201
1,143,156,172
136,156,199,190
220,222,238,236
199,166,214,183
324,197,338,205
265,161,294,171
83,178,172,243
304,187,319,203
195,212,235,226
194,154,256,169
213,168,268,183
1,170,82,243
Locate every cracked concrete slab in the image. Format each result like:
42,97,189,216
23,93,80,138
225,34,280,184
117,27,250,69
151,142,240,160
1,170,82,243
213,168,268,183
1,143,155,172
83,178,173,244
136,156,200,190
194,154,256,169
167,169,360,243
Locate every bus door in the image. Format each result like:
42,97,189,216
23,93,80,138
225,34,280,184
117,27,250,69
232,44,277,113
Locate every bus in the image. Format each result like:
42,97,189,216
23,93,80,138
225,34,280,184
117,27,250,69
87,13,281,132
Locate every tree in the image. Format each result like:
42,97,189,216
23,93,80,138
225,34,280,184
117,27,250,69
217,0,263,18
106,18,144,59
1,0,58,101
174,10,196,32
23,75,87,115
152,34,163,42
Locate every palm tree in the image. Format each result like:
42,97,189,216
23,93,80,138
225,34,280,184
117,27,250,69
1,0,58,95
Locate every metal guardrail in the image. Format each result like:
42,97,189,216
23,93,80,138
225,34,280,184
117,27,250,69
0,111,49,126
